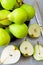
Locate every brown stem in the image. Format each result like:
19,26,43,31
16,0,23,6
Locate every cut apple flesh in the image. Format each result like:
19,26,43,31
33,44,43,60
0,45,21,64
20,40,34,56
28,24,41,38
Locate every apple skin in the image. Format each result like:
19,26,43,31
0,28,10,46
8,8,27,24
9,24,28,38
21,4,35,21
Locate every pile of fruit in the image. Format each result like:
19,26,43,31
0,0,43,64
0,0,35,46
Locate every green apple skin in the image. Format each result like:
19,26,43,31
21,4,35,21
0,28,10,46
0,10,11,25
9,24,28,38
8,8,27,24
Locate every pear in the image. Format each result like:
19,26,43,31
9,24,28,38
5,27,13,39
8,8,27,24
0,45,21,64
28,24,41,38
0,0,1,2
0,10,11,26
0,28,10,46
20,39,34,57
1,0,16,10
33,42,43,61
1,0,23,10
14,0,23,9
21,4,35,21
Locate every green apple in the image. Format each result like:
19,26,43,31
8,8,27,24
0,28,10,46
21,4,35,21
28,24,41,38
9,24,28,38
20,39,34,57
0,45,21,64
33,42,43,61
0,10,11,25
